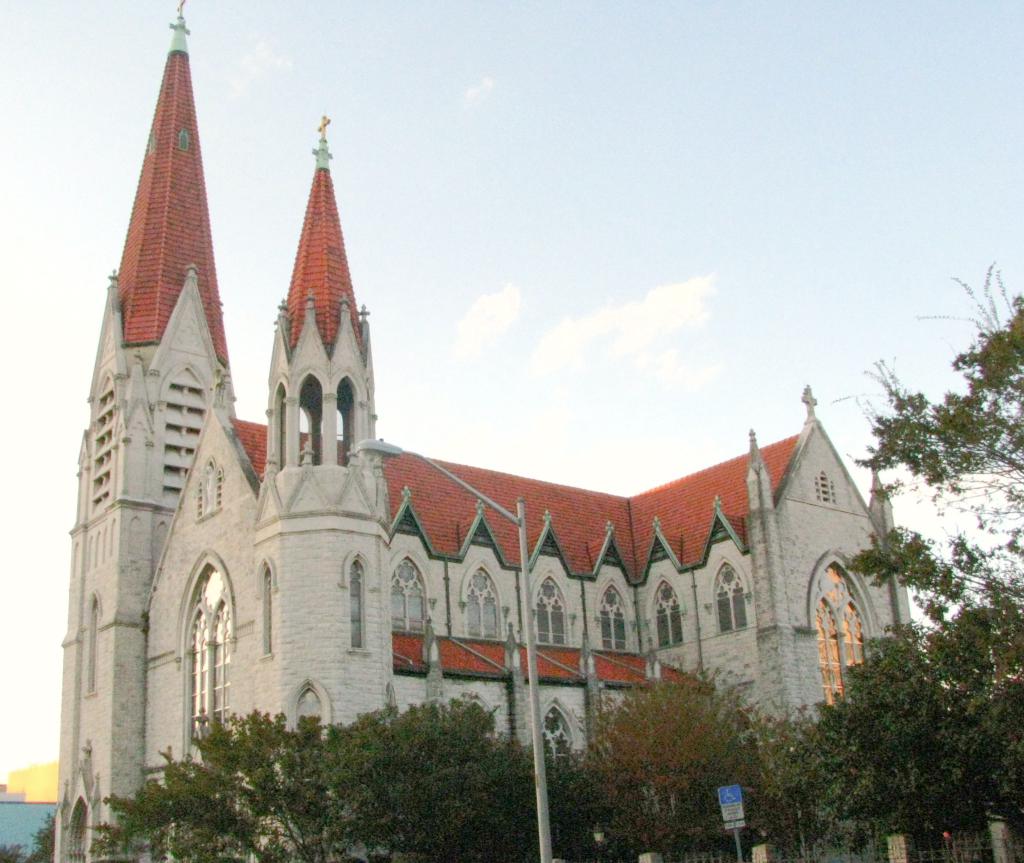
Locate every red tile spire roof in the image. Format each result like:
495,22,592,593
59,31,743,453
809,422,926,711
117,15,229,364
286,130,361,350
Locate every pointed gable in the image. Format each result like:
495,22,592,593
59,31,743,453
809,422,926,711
117,20,228,363
630,435,799,568
286,139,361,350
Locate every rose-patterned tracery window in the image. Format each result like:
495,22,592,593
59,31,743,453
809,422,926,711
467,569,499,638
536,578,566,645
543,707,573,760
392,559,425,633
600,586,627,650
715,565,747,632
655,582,683,647
814,564,866,704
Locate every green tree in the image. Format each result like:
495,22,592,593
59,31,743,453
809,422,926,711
844,270,1024,835
25,811,55,863
94,712,358,863
0,846,25,863
588,679,758,856
344,698,536,863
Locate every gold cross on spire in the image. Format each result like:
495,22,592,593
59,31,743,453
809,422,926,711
318,115,331,141
177,0,186,17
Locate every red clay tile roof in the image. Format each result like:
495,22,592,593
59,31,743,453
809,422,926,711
229,420,800,579
630,436,799,569
118,48,228,364
231,419,267,478
286,164,361,350
391,633,687,685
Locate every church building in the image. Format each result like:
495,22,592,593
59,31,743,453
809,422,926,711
56,12,910,861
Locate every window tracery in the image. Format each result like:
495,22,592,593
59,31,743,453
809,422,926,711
466,569,499,639
188,567,231,736
715,565,747,632
814,564,866,703
543,707,573,760
655,581,683,647
599,586,627,650
67,799,87,863
391,559,425,632
536,577,566,645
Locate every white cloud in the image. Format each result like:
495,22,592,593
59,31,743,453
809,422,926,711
453,283,522,360
463,76,495,107
230,38,293,96
530,276,718,389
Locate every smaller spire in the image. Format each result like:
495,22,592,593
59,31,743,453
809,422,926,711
169,2,190,55
802,385,818,422
314,115,333,171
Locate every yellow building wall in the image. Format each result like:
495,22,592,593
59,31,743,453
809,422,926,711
7,761,58,803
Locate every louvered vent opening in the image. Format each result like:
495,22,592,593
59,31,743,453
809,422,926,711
92,383,116,510
163,374,206,505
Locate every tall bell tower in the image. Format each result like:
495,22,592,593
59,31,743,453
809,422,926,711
56,11,231,859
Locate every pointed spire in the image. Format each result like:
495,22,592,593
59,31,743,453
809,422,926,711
118,11,228,363
286,120,360,350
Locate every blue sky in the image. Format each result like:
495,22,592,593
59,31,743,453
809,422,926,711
1,1,1021,779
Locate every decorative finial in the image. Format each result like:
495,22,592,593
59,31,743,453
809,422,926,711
605,520,614,536
401,485,412,502
313,116,333,171
802,385,817,421
652,515,661,530
713,494,722,511
360,304,370,320
475,499,485,516
169,3,190,54
543,509,552,525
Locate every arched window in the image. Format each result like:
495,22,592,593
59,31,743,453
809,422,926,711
298,375,323,465
843,602,864,666
816,599,843,704
814,564,866,702
715,565,747,632
337,378,355,466
391,559,425,633
87,597,99,694
543,707,573,760
178,128,190,150
67,798,88,863
536,578,566,645
262,568,273,655
92,377,116,510
197,460,223,518
274,383,288,467
297,686,322,722
655,582,683,647
188,567,232,737
599,586,627,650
466,569,499,638
350,559,364,648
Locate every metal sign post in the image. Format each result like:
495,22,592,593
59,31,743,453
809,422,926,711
718,785,745,863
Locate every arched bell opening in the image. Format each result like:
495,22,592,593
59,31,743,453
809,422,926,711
298,375,323,465
337,378,355,466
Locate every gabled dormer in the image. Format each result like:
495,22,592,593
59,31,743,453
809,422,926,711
266,124,376,473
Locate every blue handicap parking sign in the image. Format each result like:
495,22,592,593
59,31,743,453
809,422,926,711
718,785,743,806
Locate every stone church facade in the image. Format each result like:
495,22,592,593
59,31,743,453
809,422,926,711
56,12,910,861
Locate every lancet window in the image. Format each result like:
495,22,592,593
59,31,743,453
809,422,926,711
391,559,425,633
655,582,684,647
815,471,836,504
814,564,866,703
536,578,566,645
197,460,223,518
599,586,627,650
350,559,364,648
87,597,99,694
66,799,87,863
466,569,499,638
715,565,747,632
297,686,322,722
262,567,273,655
188,567,232,737
543,707,573,760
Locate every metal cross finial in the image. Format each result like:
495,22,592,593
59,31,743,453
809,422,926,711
802,384,817,421
177,0,186,17
318,115,331,140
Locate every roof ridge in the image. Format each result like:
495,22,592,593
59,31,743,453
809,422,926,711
631,433,800,498
428,456,630,502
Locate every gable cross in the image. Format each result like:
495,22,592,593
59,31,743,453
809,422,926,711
802,384,817,421
318,115,331,140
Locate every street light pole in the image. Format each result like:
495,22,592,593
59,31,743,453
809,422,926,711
352,440,554,863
